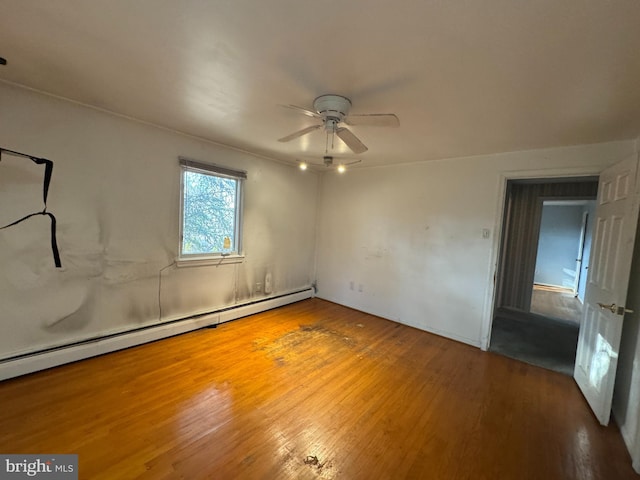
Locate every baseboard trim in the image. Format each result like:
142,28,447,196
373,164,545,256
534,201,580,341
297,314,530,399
0,287,314,381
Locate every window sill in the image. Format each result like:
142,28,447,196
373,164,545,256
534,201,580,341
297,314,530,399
176,254,245,268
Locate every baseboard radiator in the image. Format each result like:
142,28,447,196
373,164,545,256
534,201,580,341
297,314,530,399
0,287,314,381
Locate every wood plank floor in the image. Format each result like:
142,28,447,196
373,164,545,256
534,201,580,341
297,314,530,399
0,299,635,479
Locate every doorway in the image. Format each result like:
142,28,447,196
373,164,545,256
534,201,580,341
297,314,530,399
489,178,598,375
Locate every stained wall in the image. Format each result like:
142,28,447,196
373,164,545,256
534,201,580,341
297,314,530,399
0,82,318,360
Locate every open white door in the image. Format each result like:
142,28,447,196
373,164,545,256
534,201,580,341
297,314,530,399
574,154,640,425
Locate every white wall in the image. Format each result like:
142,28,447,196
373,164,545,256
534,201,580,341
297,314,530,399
0,82,319,360
315,141,635,347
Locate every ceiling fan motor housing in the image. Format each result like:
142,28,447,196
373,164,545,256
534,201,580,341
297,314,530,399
313,94,351,121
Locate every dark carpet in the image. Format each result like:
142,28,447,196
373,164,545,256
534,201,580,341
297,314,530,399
489,308,579,376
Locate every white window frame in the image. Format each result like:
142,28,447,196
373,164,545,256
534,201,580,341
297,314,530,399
177,156,246,266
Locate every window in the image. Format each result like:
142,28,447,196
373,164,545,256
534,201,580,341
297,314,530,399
179,157,246,262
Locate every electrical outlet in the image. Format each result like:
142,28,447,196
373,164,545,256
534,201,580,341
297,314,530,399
350,281,355,290
256,282,262,292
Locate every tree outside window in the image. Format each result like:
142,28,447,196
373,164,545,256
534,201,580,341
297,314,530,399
179,159,244,259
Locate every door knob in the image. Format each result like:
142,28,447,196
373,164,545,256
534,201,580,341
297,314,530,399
597,302,634,315
597,302,617,313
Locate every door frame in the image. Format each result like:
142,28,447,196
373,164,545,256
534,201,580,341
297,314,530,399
574,208,590,297
480,166,604,350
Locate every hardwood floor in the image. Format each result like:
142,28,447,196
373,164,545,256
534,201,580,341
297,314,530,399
0,299,635,479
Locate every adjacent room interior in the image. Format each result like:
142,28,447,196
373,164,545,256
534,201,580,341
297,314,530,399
2,2,640,478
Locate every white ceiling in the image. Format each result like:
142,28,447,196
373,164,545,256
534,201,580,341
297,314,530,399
2,1,640,168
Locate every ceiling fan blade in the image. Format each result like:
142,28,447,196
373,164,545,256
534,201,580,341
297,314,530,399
279,104,322,119
336,127,368,154
278,124,322,143
345,113,400,127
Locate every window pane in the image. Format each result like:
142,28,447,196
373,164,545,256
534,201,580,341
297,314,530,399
182,170,238,255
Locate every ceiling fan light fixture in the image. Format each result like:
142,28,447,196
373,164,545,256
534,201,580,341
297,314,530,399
298,156,361,172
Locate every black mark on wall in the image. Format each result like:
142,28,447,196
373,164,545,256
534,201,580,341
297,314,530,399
0,147,62,267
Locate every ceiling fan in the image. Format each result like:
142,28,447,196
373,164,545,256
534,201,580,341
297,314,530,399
278,94,399,154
